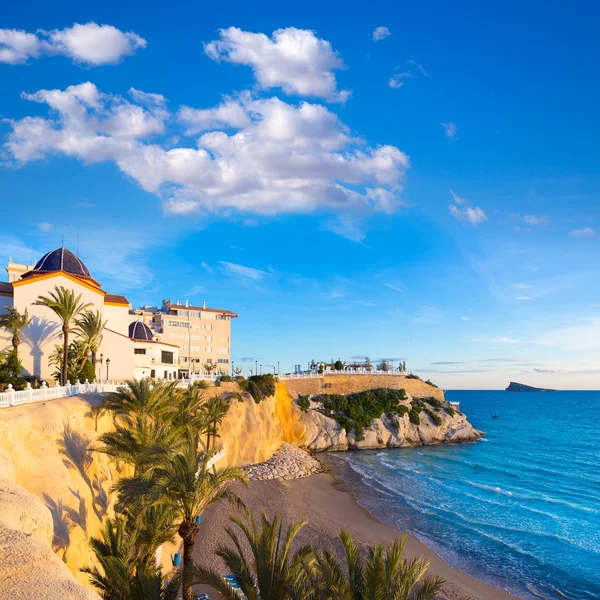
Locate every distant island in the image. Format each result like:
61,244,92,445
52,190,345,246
506,382,558,392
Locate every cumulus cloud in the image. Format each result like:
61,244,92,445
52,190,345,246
372,26,391,41
0,22,146,65
204,27,350,102
569,227,596,238
442,122,457,139
37,222,52,232
5,82,410,230
448,190,487,225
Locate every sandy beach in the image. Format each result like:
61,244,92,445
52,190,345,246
191,466,518,600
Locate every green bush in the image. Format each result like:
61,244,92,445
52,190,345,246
409,409,421,425
79,360,96,383
313,388,408,435
424,408,442,426
406,373,421,380
219,375,233,382
296,394,311,412
246,381,262,403
397,405,410,417
445,406,456,418
425,396,443,410
235,375,246,382
194,381,209,390
424,379,439,388
240,374,276,402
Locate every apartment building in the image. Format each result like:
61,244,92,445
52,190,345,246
132,299,237,375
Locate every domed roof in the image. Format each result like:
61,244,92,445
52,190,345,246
32,248,92,279
129,321,154,341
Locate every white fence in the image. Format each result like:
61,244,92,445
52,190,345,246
0,380,123,409
278,370,413,380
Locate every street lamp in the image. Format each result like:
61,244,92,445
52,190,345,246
277,361,280,375
106,358,111,381
98,353,103,382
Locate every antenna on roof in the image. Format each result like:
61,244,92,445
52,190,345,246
61,235,64,248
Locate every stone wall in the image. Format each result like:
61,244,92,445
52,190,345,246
284,374,445,401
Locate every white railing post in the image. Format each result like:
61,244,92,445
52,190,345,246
7,384,15,407
84,379,89,392
41,381,48,400
66,381,72,396
25,382,33,405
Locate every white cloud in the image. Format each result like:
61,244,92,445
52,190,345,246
178,94,251,134
204,27,350,102
516,296,534,301
569,227,596,238
442,122,457,139
0,22,146,66
218,261,268,281
388,72,412,89
511,283,530,289
448,190,487,226
5,83,410,229
460,316,471,321
37,222,52,232
372,27,391,41
524,215,548,226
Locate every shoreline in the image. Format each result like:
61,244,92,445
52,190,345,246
191,466,518,600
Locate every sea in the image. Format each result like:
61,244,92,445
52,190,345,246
326,390,600,600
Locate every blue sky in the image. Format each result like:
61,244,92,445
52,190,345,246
1,0,599,389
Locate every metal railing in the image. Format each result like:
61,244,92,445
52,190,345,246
278,370,412,380
0,380,123,409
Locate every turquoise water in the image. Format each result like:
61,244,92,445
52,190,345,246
327,391,600,600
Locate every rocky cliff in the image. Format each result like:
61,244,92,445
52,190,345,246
506,381,557,392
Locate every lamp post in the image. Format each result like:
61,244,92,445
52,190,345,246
98,353,103,382
255,359,258,375
231,360,234,377
106,358,111,381
259,364,262,375
277,361,280,375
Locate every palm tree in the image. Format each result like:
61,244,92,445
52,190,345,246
83,517,181,600
75,309,106,369
0,307,31,376
113,434,248,600
300,531,445,600
189,510,310,600
34,286,92,385
202,395,231,452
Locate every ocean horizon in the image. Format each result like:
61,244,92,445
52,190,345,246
327,390,600,600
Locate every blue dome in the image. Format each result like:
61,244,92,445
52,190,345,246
32,248,92,279
129,321,154,341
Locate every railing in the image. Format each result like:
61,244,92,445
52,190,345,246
206,448,226,470
0,380,123,409
278,370,413,380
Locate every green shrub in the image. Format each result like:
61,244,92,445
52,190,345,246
313,388,408,435
355,425,365,441
424,408,442,426
296,394,311,412
425,396,443,410
424,379,439,388
409,409,421,425
219,375,233,382
79,360,96,383
246,381,262,403
235,375,246,382
193,380,209,389
397,405,410,417
445,406,456,418
406,373,421,380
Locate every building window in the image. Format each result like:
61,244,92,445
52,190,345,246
134,348,146,355
161,351,174,365
150,369,155,378
218,358,229,364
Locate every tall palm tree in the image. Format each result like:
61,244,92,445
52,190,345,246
189,510,310,600
0,307,31,376
203,395,231,452
75,309,107,369
113,434,248,600
300,531,445,600
34,286,92,385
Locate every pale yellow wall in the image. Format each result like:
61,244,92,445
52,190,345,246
155,309,233,372
13,275,105,381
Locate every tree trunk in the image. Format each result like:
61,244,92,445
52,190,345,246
179,520,200,600
91,350,97,368
62,325,69,386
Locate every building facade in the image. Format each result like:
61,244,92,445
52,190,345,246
0,248,188,383
132,299,237,376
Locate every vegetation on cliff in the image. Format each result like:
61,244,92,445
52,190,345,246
239,374,277,403
312,388,409,440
